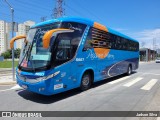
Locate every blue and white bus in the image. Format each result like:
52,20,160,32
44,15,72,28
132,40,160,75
10,17,139,95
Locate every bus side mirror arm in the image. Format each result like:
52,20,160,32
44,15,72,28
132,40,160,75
10,35,27,49
42,28,74,49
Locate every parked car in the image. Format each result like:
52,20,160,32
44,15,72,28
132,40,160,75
155,58,160,63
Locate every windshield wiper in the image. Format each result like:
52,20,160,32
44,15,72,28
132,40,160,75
25,44,36,72
19,47,29,68
19,44,36,72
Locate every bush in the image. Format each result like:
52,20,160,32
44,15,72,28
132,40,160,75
1,49,21,59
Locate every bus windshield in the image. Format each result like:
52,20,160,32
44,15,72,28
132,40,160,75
18,22,86,71
19,23,61,71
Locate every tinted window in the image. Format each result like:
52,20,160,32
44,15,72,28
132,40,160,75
83,27,111,50
52,22,86,66
83,28,93,50
83,27,139,52
107,33,138,51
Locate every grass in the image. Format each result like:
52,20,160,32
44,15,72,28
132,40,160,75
0,61,19,68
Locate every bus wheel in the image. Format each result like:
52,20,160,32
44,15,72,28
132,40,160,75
80,72,92,91
127,65,132,75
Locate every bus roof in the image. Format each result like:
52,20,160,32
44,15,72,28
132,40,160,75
32,17,138,43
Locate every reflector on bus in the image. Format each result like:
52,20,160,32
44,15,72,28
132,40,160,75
42,28,74,49
10,35,26,49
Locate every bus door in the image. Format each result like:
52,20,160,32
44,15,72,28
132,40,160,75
52,33,79,89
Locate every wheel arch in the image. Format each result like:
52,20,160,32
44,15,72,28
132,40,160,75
78,68,95,86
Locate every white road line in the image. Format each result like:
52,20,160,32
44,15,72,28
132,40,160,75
138,72,160,76
108,76,131,84
123,77,143,87
0,84,22,92
10,84,22,90
141,79,158,91
157,117,160,120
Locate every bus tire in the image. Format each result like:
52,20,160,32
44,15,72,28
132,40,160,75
127,65,132,75
80,72,92,91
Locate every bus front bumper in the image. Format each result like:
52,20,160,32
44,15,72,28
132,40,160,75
16,74,66,96
17,79,53,96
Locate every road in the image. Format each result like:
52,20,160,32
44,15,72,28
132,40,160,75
0,62,160,120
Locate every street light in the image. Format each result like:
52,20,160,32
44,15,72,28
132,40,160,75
4,0,15,81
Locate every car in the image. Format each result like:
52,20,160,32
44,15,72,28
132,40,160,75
155,58,160,63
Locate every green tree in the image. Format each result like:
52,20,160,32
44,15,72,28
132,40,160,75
14,48,21,58
1,48,21,59
1,51,10,59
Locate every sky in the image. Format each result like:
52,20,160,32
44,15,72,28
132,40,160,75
0,0,160,49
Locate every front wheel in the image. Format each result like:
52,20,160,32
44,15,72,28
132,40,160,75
80,72,92,91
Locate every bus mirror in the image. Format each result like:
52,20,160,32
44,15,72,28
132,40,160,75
10,35,26,49
42,29,74,49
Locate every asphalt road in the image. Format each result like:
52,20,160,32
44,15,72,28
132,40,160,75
0,62,160,120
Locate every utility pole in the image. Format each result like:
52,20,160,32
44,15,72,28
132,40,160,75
4,0,15,81
52,0,65,18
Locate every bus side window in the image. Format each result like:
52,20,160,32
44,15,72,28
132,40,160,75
83,28,93,51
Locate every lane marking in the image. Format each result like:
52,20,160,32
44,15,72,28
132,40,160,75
157,117,160,120
10,84,22,90
0,84,22,92
138,72,160,76
144,73,160,76
141,79,158,91
109,76,131,84
123,77,143,87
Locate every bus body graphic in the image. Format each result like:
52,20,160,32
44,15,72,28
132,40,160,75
14,17,139,95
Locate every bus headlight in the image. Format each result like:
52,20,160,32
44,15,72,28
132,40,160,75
36,71,60,82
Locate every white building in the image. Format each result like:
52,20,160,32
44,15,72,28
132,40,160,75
0,20,35,55
16,21,35,49
0,20,10,55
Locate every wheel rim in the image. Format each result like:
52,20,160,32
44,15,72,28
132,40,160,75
82,75,90,86
128,66,131,74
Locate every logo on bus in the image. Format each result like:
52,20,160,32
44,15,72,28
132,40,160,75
76,58,84,61
35,72,45,76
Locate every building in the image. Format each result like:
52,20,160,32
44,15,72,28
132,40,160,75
140,48,157,62
0,20,35,55
0,20,10,55
16,21,35,49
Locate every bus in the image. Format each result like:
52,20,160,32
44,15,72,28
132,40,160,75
10,17,139,95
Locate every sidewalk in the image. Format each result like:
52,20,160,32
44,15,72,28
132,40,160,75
0,68,16,85
139,61,155,64
0,76,16,85
0,68,12,71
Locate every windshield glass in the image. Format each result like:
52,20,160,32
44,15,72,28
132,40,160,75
18,22,86,71
19,23,60,71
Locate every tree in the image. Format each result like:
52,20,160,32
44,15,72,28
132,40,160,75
1,48,21,59
14,48,21,58
1,51,11,59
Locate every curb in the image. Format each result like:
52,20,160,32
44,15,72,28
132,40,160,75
140,61,155,64
0,81,17,85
